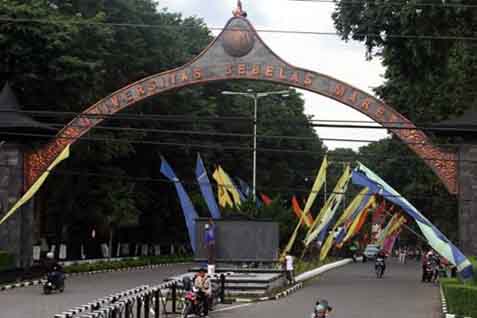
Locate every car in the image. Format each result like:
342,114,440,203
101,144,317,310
363,244,380,260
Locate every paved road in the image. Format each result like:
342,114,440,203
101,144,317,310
215,260,440,318
0,264,190,318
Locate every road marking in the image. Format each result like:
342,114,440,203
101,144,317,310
213,303,253,313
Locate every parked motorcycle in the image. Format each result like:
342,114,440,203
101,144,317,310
43,271,65,294
375,257,385,278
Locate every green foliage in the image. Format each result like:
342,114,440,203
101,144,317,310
1,0,325,254
0,251,14,271
63,255,192,274
294,256,334,276
443,283,477,317
332,0,477,124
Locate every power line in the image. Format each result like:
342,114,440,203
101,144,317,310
289,0,477,9
0,161,445,200
0,129,470,163
1,17,477,41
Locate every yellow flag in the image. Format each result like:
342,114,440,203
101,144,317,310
303,155,328,216
212,167,233,208
319,187,369,260
279,156,328,260
377,214,406,246
341,195,377,244
0,145,71,225
304,165,351,246
218,166,242,206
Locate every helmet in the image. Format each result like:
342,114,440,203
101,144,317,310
46,252,54,259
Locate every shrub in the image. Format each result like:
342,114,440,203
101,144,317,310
443,283,477,317
63,255,192,274
0,251,14,270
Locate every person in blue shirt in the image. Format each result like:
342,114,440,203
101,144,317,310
204,219,216,268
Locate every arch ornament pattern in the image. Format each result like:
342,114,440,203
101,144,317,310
24,17,458,194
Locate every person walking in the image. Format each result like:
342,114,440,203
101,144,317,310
284,253,295,284
399,247,407,264
204,219,216,275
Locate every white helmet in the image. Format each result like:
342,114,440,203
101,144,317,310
46,252,54,259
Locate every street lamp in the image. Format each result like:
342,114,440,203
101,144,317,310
221,89,290,201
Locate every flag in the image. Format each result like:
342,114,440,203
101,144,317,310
212,166,242,206
304,165,351,247
212,167,233,208
237,177,251,199
303,155,328,216
260,193,273,206
319,187,369,260
341,195,376,245
377,214,407,246
352,162,474,280
160,157,198,252
195,154,221,219
0,145,71,225
371,200,387,225
291,196,314,228
280,156,328,259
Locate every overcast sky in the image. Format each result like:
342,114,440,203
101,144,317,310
157,0,390,150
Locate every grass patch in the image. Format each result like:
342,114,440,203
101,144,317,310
443,283,477,317
294,257,335,276
440,256,477,317
0,251,14,271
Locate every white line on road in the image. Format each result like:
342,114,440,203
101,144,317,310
213,303,253,313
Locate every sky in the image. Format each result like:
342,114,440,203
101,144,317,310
157,0,390,150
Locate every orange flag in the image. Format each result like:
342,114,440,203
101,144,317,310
291,196,314,228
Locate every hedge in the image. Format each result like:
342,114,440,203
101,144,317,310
443,283,477,317
63,255,192,274
0,251,14,271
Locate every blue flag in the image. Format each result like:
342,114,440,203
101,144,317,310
352,162,473,280
236,177,263,207
195,154,221,219
160,157,198,252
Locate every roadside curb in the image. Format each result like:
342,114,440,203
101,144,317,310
0,262,190,292
233,258,352,303
440,284,473,318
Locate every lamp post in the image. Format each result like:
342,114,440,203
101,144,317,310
221,89,290,201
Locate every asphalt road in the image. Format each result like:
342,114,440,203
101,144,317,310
214,259,440,318
0,264,190,318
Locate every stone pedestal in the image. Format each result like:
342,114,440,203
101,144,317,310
0,144,33,268
458,144,477,255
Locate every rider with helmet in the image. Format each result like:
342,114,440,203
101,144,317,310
312,299,333,318
193,268,211,317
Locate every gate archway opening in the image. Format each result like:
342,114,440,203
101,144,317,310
25,13,457,198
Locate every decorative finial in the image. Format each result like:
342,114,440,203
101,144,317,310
232,0,247,17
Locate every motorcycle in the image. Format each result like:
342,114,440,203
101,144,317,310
43,271,65,294
422,261,434,283
375,257,385,278
311,300,332,318
182,286,206,318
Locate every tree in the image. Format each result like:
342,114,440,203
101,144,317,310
332,0,477,124
1,0,327,256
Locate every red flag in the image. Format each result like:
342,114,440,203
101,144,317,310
291,196,314,227
260,193,273,206
371,200,387,225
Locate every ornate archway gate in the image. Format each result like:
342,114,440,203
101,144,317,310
26,15,458,195
24,12,470,254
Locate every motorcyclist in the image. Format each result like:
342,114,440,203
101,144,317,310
193,268,211,317
44,252,64,288
375,250,387,274
312,299,333,318
422,250,434,282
